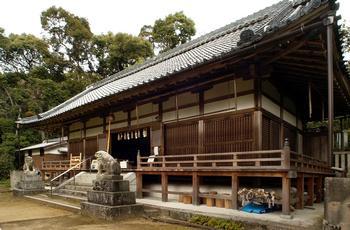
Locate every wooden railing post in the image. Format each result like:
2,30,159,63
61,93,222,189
282,138,290,169
137,152,141,169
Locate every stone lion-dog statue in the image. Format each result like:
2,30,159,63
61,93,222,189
23,156,38,176
95,150,121,179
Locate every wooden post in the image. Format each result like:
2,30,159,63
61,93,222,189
306,176,314,206
315,176,323,203
326,16,334,166
137,152,141,169
296,173,304,209
192,172,199,205
231,173,238,210
161,172,168,202
282,138,290,169
282,175,291,215
136,173,143,199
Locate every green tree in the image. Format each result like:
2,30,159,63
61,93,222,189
340,23,350,71
41,6,94,73
139,11,196,53
92,32,153,76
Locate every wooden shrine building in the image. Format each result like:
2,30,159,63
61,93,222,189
17,0,350,215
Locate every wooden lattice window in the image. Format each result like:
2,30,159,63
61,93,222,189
203,113,253,153
165,121,198,155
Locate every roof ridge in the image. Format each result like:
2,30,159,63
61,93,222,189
88,0,290,90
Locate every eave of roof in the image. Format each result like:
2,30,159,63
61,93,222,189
18,0,348,126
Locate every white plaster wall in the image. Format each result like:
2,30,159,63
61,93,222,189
86,126,103,137
113,111,127,122
283,110,297,127
284,97,296,114
262,80,280,102
179,106,199,119
204,98,234,114
163,96,175,110
178,91,198,106
204,79,253,101
86,117,103,128
69,130,81,139
297,120,303,130
110,121,128,130
237,94,255,110
262,95,280,117
31,149,40,156
204,94,254,114
162,111,176,122
69,122,82,130
131,103,158,117
131,115,156,126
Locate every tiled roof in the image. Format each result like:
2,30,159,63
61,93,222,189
19,0,331,125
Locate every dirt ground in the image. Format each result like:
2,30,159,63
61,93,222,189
0,191,193,230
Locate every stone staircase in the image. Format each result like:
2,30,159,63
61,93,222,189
25,171,137,212
52,171,136,201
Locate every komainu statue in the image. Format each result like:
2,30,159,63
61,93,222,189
23,156,37,176
95,150,121,179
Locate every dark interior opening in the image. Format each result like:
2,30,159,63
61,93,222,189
111,128,151,166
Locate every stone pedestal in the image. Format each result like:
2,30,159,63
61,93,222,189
81,175,143,220
13,172,45,196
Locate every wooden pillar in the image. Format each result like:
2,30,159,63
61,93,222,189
253,111,262,150
306,176,314,206
326,16,334,166
296,173,304,209
136,173,143,199
231,173,238,210
192,172,199,205
315,176,323,203
282,175,291,215
161,172,168,202
82,121,87,168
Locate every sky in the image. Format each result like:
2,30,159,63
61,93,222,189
0,0,349,39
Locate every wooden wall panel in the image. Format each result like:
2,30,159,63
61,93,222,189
203,113,253,153
69,140,83,155
164,121,198,155
262,116,281,150
85,137,97,158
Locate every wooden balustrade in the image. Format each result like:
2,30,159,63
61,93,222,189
290,151,331,173
42,160,70,170
137,149,330,173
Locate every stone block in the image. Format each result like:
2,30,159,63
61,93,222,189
87,190,136,206
324,177,350,228
93,180,129,192
81,202,143,220
96,175,123,181
13,188,45,196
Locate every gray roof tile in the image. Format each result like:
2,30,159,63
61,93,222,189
19,0,332,125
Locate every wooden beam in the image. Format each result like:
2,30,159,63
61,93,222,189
282,175,291,215
161,172,168,202
231,173,238,210
296,173,304,209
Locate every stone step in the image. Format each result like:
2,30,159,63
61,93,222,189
64,184,92,191
24,194,81,212
57,188,87,198
143,207,161,218
52,192,87,202
65,182,93,187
